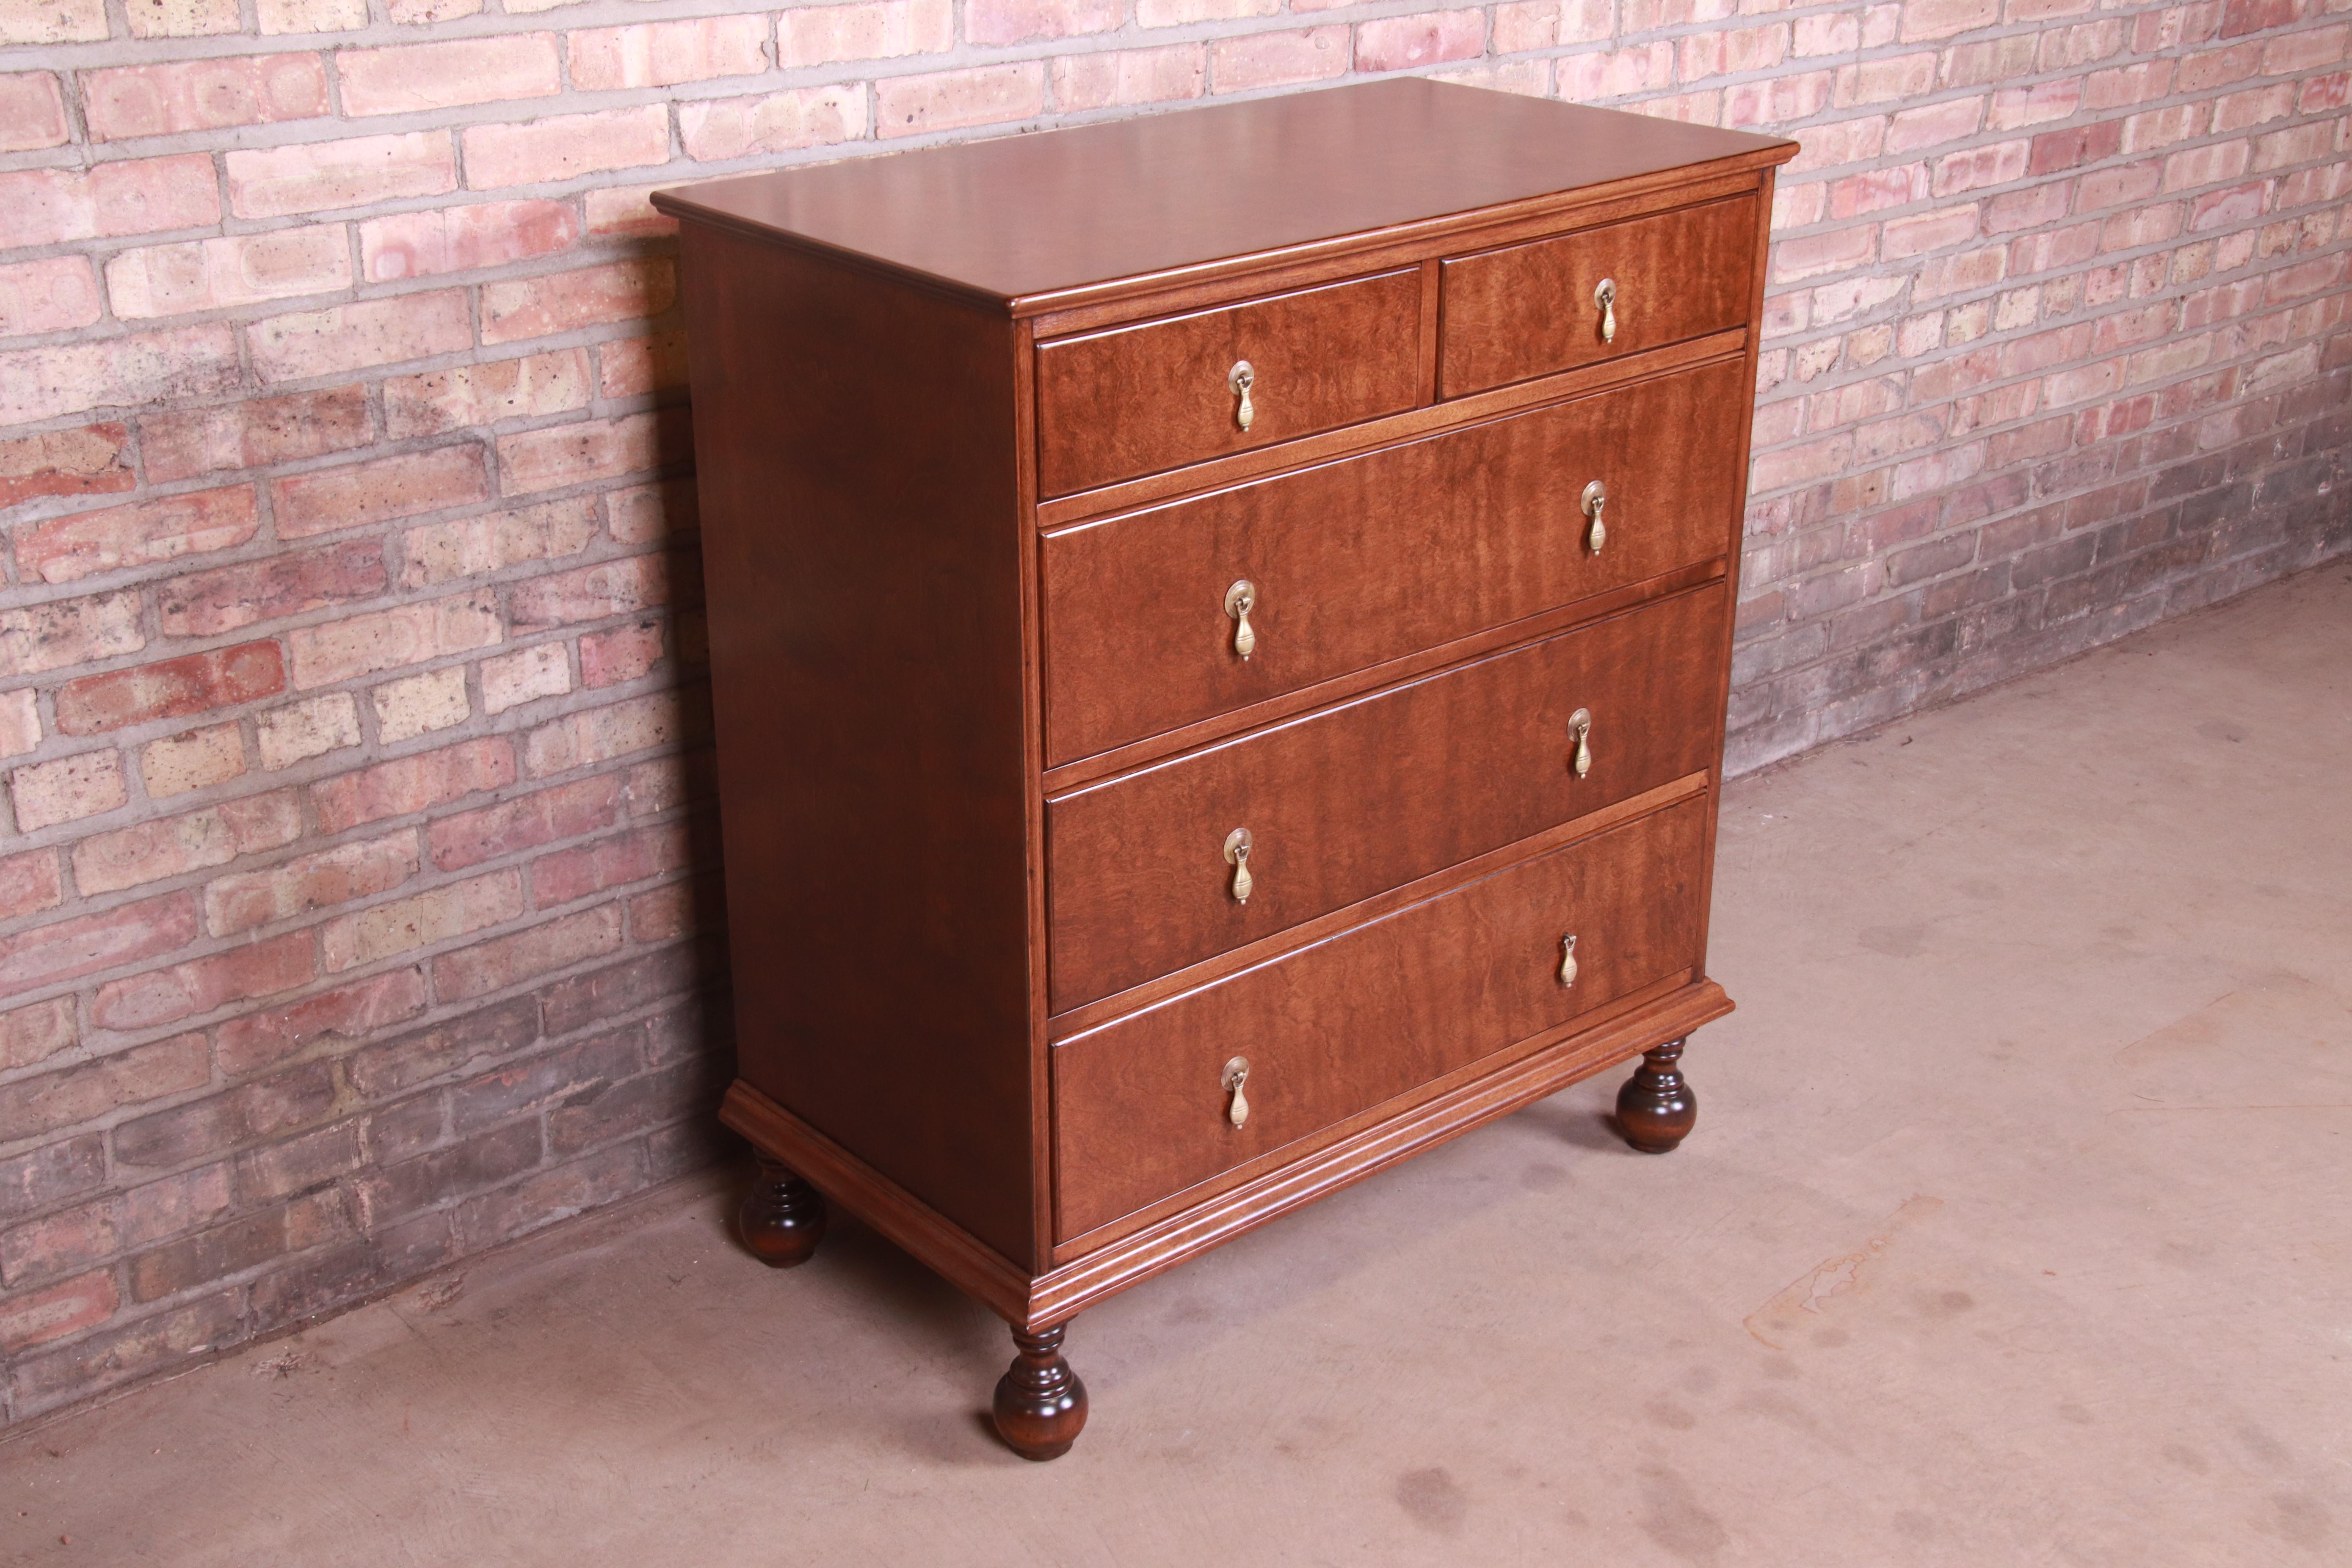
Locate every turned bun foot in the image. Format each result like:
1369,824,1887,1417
740,1154,828,1267
992,1324,1088,1461
1615,1038,1697,1154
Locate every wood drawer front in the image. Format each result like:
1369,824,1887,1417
1439,197,1756,397
1046,583,1724,1013
1041,356,1746,766
1054,793,1707,1241
1034,270,1423,499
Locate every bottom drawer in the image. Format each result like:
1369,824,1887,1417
1053,793,1708,1243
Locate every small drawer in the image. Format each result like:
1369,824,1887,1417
1042,356,1747,766
1439,196,1757,397
1045,584,1725,1013
1053,793,1708,1242
1034,270,1422,499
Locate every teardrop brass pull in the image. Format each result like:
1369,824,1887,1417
1223,1056,1252,1128
1223,827,1254,904
1229,360,1256,430
1559,933,1580,989
1595,278,1617,344
1581,479,1607,555
1568,707,1593,778
1224,579,1258,660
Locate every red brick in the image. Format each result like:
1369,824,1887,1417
0,424,133,508
9,1292,243,1419
875,63,1047,136
312,737,514,834
0,851,63,924
0,590,144,681
455,1143,642,1249
224,131,455,218
338,33,562,116
0,255,102,335
0,324,242,428
531,820,689,906
435,904,623,1000
428,777,620,872
481,259,676,346
54,641,286,738
0,1029,207,1142
579,620,665,688
83,53,329,142
510,553,675,628
127,1187,352,1303
679,86,866,160
247,289,472,383
568,16,768,88
16,485,259,587
321,869,524,972
93,930,313,1032
142,386,373,483
0,72,70,152
106,227,353,318
2220,0,2299,35
71,789,301,897
461,106,671,190
0,1268,118,1354
0,155,221,250
214,964,427,1077
597,332,687,398
270,445,488,540
610,479,695,545
285,590,501,690
158,539,387,638
204,831,419,937
358,199,578,283
498,408,688,495
626,879,703,944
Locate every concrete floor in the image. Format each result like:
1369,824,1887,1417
5,565,2348,1566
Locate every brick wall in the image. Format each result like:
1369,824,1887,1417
1,0,2346,1425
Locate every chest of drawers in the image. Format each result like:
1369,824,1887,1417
653,79,1796,1459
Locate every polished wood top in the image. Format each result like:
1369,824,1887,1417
650,79,1795,313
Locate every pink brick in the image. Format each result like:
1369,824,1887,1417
1835,52,1935,107
1887,99,1983,154
140,723,245,798
531,821,688,906
1138,0,1276,19
2252,119,2336,171
427,777,619,871
0,851,64,925
2164,138,2253,191
2190,181,2269,231
1931,139,2031,197
779,0,951,66
84,53,328,142
579,621,664,688
2264,24,2349,72
510,554,673,628
105,227,352,319
1356,10,1486,71
1829,164,1927,218
257,0,367,29
1792,11,1860,54
482,643,571,714
1679,22,1789,80
597,333,686,398
1559,42,1678,99
338,33,561,116
16,484,259,587
1773,225,1877,282
0,73,71,153
9,751,127,835
0,425,130,510
247,289,471,383
0,156,221,250
1883,205,1981,257
270,445,489,540
481,260,676,347
434,904,620,1001
54,641,285,738
312,737,514,833
586,186,677,238
224,131,455,219
498,410,685,495
679,86,867,160
399,495,597,586
385,351,591,439
159,540,386,641
0,1270,120,1356
628,880,697,944
462,107,671,190
286,590,502,690
967,0,1119,44
876,62,1046,136
1209,27,1349,92
204,831,419,936
93,930,313,1031
0,256,103,337
0,590,145,681
359,200,579,283
142,386,373,484
320,869,523,971
0,894,195,1003
71,791,301,897
568,16,768,89
0,690,41,760
1989,80,2082,130
125,0,239,36
214,965,426,1076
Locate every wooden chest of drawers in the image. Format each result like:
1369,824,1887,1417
653,80,1796,1459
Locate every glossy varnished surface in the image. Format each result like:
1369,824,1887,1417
1045,584,1727,1012
1053,795,1707,1240
652,79,1794,309
1041,354,1748,765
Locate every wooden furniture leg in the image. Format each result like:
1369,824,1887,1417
992,1323,1088,1461
740,1155,828,1267
1615,1037,1698,1153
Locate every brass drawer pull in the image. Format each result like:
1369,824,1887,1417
1223,1056,1252,1128
1568,707,1593,778
1224,579,1258,660
1223,826,1254,903
1559,933,1579,989
1581,479,1607,554
1595,278,1617,343
1229,359,1256,430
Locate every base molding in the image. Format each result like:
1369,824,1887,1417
720,978,1732,1330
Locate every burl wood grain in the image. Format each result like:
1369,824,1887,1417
1041,355,1748,765
1053,794,1708,1239
1045,584,1726,1012
1034,269,1422,497
1439,196,1758,396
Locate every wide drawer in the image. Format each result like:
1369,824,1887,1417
1054,792,1708,1242
1439,197,1757,397
1046,583,1724,1012
1042,355,1747,766
1034,270,1422,499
